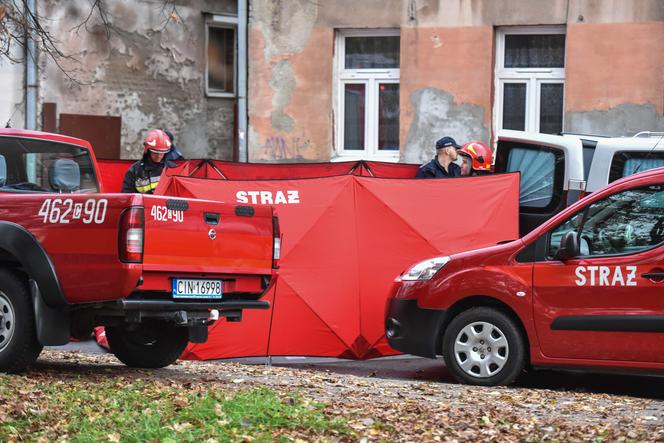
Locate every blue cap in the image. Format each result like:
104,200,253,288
435,136,461,149
162,129,175,143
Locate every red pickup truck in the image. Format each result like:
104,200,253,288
0,129,279,372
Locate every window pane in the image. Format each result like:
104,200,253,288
0,137,98,192
609,152,664,183
503,83,526,130
549,185,664,257
344,84,366,150
208,27,235,92
504,34,565,68
345,36,400,69
507,147,555,208
378,83,399,151
539,83,564,134
623,158,664,176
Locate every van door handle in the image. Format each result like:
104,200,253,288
641,271,664,282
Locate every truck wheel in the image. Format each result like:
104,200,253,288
0,269,43,373
106,321,189,368
442,307,525,386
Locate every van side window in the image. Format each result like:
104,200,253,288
506,147,556,208
548,185,664,258
609,152,664,183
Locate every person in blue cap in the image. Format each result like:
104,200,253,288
162,129,185,161
415,136,462,179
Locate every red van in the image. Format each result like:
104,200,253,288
385,166,664,386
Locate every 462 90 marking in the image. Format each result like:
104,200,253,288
38,198,108,224
150,205,184,223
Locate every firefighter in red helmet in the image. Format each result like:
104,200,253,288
458,141,493,177
121,129,174,194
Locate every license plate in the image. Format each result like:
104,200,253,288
172,279,223,299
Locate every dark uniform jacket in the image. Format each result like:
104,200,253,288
415,158,461,179
121,158,172,194
166,146,184,161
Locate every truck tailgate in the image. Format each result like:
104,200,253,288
141,196,274,274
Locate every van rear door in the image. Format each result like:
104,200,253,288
494,130,584,236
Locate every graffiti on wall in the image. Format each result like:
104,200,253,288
256,134,312,161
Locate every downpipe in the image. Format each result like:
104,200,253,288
25,0,38,130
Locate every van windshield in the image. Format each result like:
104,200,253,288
0,137,99,193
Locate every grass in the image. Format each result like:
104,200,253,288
0,376,349,442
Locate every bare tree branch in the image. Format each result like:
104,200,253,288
0,0,179,83
69,0,112,40
0,0,76,66
158,0,182,31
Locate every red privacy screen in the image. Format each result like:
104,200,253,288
99,159,519,359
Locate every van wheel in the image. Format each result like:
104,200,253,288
0,269,43,373
106,321,188,368
442,307,525,386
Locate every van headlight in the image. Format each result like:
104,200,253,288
402,256,451,281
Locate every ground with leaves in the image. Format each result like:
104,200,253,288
0,351,663,442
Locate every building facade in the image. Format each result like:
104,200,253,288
248,0,664,163
37,0,240,160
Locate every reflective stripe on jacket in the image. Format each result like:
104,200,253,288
121,158,167,194
134,175,160,193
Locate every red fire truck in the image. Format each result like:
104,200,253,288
0,129,279,372
386,165,664,386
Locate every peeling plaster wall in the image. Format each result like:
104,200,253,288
249,1,331,162
566,104,664,137
567,0,664,24
399,26,493,162
316,0,403,27
249,0,664,163
404,0,568,27
404,0,663,27
39,0,237,159
565,21,664,135
403,89,489,163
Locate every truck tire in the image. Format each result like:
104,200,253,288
106,320,189,368
0,269,43,373
442,307,526,386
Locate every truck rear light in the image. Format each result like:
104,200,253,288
272,215,281,269
119,207,144,263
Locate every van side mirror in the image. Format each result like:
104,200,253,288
555,231,579,261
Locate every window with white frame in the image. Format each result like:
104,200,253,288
494,27,566,135
206,15,237,97
334,29,400,160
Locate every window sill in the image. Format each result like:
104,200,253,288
331,153,401,163
206,91,236,99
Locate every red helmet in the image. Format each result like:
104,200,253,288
459,141,493,172
143,129,171,154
